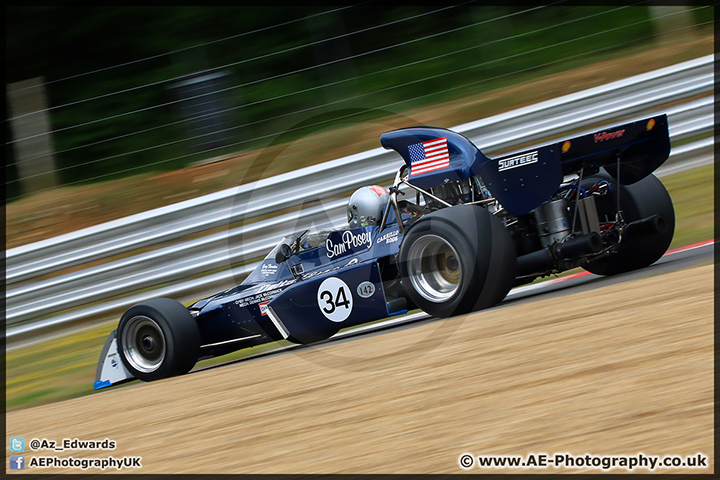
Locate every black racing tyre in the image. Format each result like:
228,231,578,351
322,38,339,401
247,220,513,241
117,298,200,382
398,204,516,318
581,171,674,276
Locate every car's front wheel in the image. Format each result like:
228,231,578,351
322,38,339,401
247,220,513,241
117,298,200,382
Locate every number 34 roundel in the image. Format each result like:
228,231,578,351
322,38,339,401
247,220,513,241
317,277,354,322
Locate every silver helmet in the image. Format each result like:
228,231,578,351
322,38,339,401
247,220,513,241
347,185,389,229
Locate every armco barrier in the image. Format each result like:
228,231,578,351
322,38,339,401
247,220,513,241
5,55,713,344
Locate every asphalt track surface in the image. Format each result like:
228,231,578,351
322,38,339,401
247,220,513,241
194,239,714,375
6,240,713,474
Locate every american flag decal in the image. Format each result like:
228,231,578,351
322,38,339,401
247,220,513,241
408,137,449,176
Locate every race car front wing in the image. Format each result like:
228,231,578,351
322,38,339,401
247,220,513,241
94,330,134,390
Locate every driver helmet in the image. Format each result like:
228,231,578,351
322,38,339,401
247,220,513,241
347,185,389,228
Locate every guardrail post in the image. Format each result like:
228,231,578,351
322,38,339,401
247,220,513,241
7,77,58,195
650,6,695,43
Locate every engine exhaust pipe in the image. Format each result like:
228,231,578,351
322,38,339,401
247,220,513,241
516,248,554,276
622,214,666,241
556,232,603,259
516,232,603,275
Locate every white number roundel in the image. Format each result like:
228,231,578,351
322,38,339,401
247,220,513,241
317,277,353,323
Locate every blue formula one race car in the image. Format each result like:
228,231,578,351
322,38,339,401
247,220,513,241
95,114,674,389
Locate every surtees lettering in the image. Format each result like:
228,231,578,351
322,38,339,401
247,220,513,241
498,151,538,172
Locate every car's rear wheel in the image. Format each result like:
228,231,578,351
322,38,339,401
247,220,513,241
581,171,674,276
117,298,200,381
399,205,516,318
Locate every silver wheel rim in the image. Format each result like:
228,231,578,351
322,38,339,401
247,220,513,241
407,234,462,302
121,315,166,373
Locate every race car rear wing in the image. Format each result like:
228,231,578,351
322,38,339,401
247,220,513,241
381,115,671,216
556,114,670,185
478,114,671,215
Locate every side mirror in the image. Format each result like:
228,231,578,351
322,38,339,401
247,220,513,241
275,243,292,264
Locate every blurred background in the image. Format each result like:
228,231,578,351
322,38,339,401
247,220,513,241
6,5,712,202
4,4,714,411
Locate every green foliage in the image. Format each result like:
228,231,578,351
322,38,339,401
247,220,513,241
6,5,696,199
